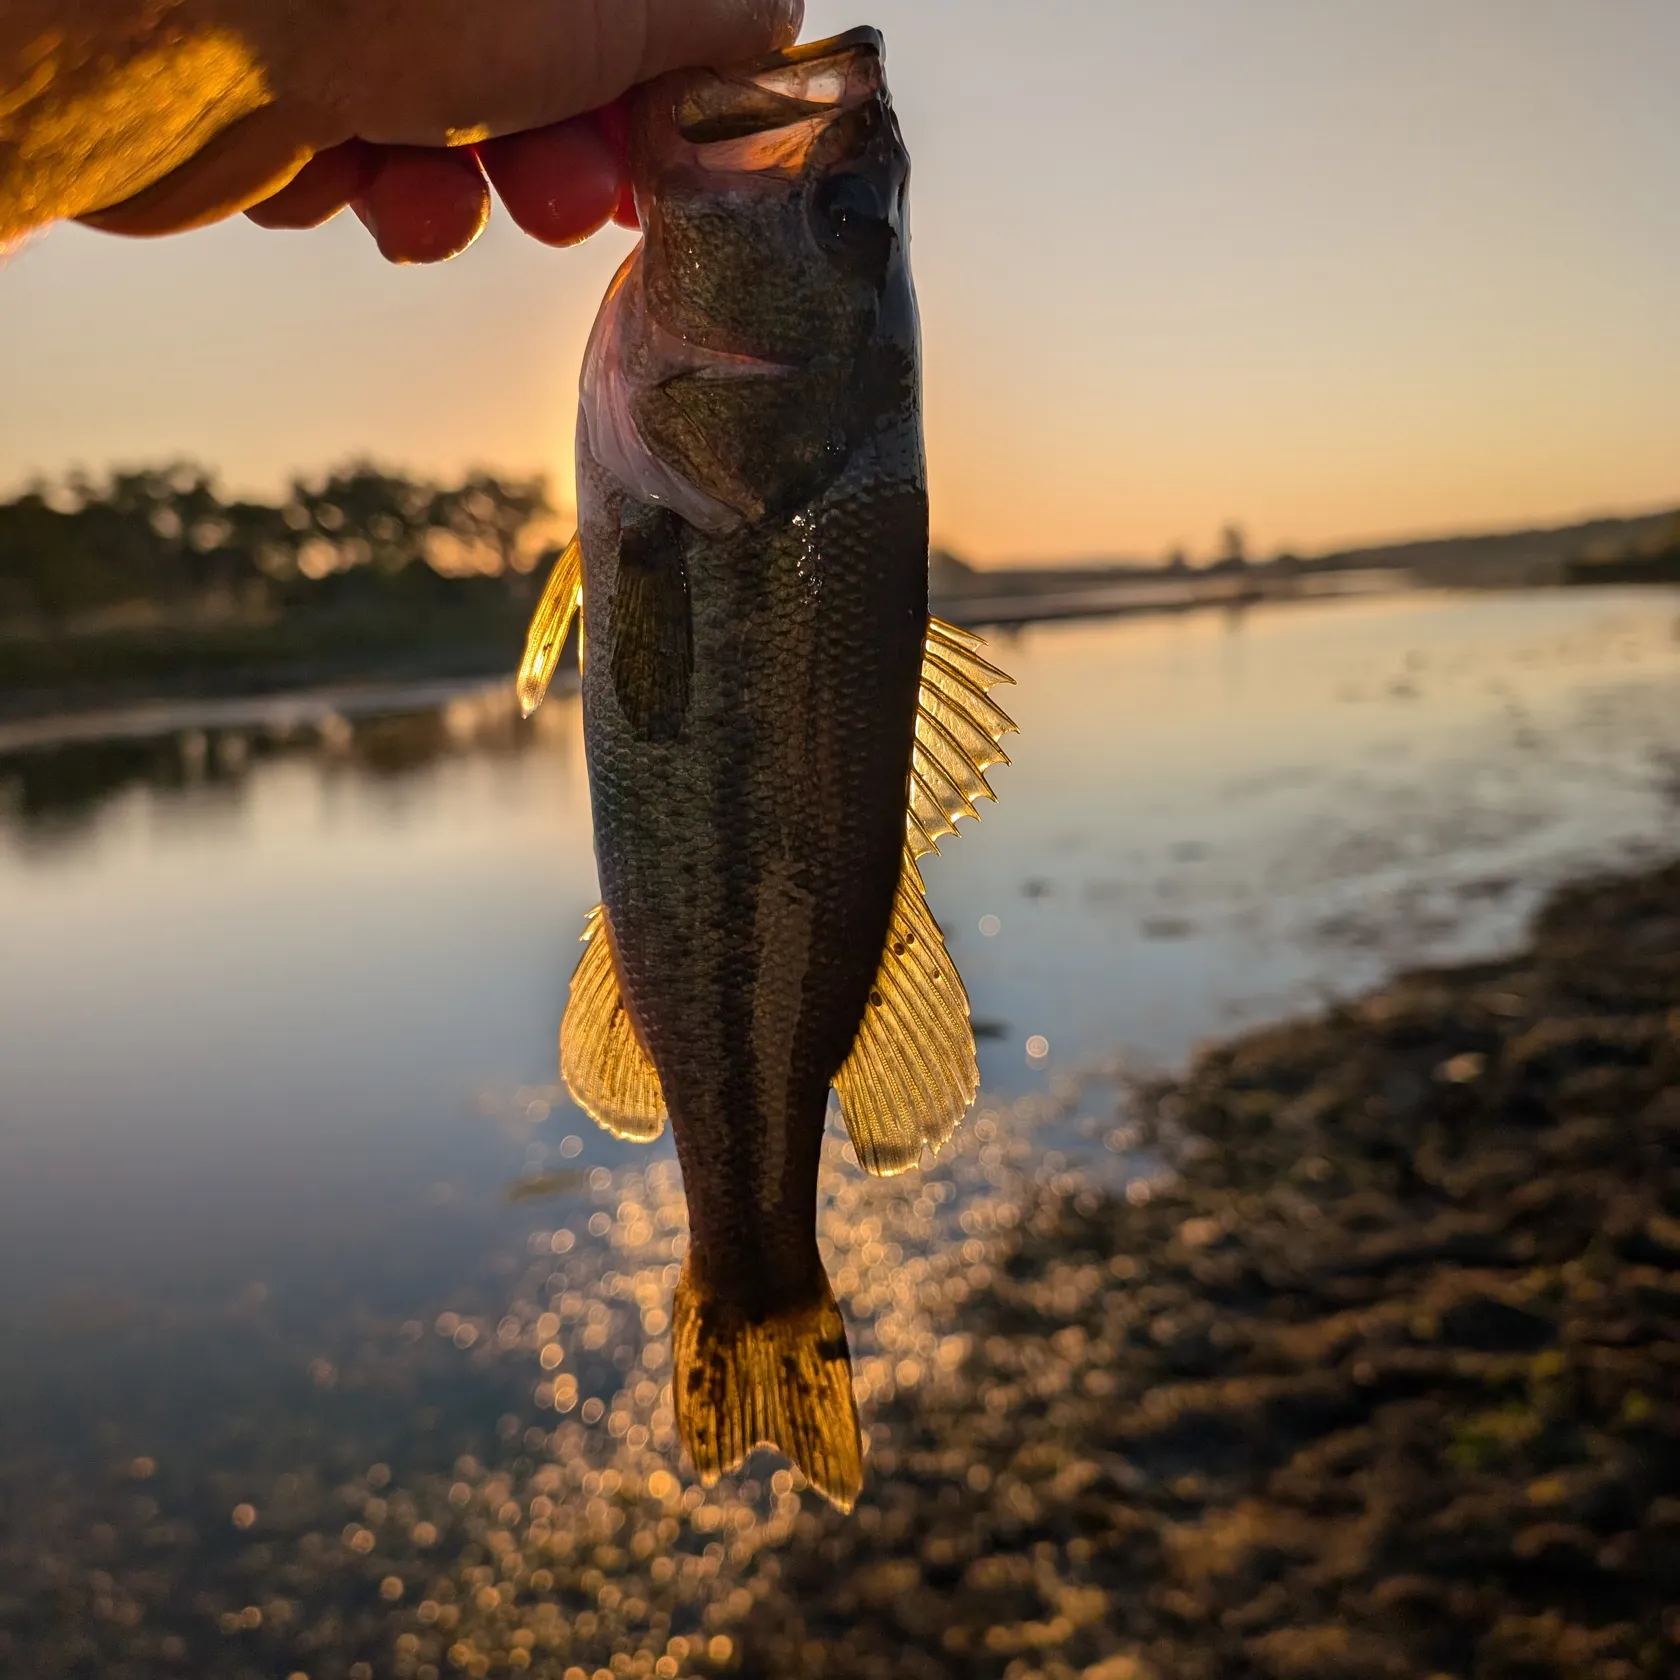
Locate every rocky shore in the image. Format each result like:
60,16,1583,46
724,861,1680,1680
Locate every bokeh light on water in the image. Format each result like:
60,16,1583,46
0,586,1677,1672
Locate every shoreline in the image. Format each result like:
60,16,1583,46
6,573,1678,740
0,568,1414,733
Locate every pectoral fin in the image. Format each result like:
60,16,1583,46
517,534,582,717
560,906,667,1142
833,846,977,1176
907,617,1017,858
608,506,693,743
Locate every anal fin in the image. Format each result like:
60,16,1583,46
560,905,667,1142
833,846,978,1177
672,1262,862,1512
517,533,583,717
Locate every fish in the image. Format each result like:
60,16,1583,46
516,26,1015,1510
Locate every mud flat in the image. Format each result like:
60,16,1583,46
726,860,1680,1680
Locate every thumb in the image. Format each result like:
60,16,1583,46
54,0,804,239
338,0,807,147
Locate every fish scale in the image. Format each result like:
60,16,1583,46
584,457,925,1261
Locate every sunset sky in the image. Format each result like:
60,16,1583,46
3,0,1677,565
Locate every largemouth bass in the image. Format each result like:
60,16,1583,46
517,26,1014,1510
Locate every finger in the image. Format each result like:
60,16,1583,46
353,146,492,264
479,117,620,247
592,100,641,229
245,141,381,230
75,104,333,238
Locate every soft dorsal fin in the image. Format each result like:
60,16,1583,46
835,619,1016,1175
560,905,667,1142
517,534,583,717
833,846,978,1176
907,616,1017,858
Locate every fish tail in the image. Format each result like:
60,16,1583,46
671,1259,862,1511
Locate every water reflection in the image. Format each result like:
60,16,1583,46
0,678,573,838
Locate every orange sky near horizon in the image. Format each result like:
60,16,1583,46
2,0,1677,566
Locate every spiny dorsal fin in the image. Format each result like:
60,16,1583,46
672,1262,862,1511
908,616,1017,859
833,846,978,1177
560,905,667,1142
517,534,583,717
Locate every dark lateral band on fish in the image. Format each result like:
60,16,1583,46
515,26,1015,1512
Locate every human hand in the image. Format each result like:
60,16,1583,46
235,104,642,265
2,0,801,261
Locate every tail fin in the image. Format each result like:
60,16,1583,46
671,1261,862,1511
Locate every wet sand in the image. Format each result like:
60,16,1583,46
1,859,1676,1679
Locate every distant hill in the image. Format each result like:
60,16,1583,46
945,506,1680,595
931,547,1173,601
1301,508,1680,588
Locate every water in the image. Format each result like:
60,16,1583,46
2,587,1677,1314
0,586,1676,1673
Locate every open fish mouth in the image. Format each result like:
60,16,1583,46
666,26,888,169
684,26,886,126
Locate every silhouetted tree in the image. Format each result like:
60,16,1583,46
0,461,560,625
1210,522,1249,573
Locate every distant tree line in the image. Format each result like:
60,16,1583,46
0,462,563,629
1565,511,1680,586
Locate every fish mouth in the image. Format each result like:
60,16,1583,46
637,27,890,175
675,27,885,140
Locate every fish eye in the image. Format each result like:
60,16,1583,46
811,172,895,278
